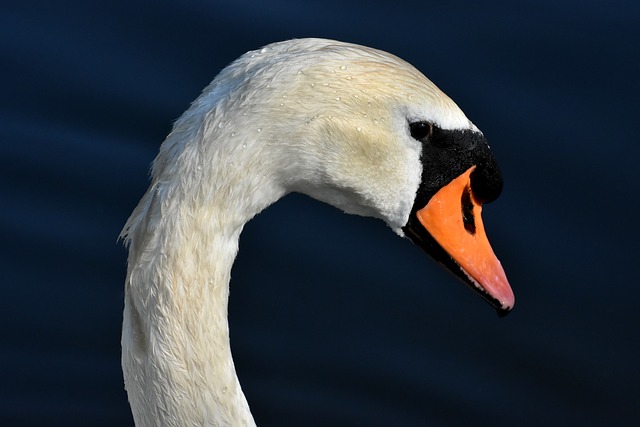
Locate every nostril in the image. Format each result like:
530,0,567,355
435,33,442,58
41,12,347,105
461,185,476,235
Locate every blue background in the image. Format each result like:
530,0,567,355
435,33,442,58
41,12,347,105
2,1,639,426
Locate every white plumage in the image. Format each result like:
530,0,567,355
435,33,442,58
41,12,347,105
121,38,496,427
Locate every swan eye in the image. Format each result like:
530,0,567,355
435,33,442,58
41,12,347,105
409,121,433,142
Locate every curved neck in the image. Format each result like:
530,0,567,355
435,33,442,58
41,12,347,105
123,211,252,427
122,121,285,426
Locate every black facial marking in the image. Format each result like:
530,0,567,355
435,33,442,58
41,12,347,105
430,125,460,148
407,124,502,213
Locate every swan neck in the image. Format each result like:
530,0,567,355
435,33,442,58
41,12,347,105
122,159,267,426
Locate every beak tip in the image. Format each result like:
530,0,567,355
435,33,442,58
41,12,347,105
496,293,515,317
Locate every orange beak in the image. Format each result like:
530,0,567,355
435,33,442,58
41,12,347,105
416,166,515,312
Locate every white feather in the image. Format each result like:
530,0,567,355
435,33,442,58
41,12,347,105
121,38,474,427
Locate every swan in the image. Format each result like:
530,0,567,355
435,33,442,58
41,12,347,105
121,38,514,427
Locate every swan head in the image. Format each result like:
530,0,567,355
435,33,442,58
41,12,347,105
177,38,514,313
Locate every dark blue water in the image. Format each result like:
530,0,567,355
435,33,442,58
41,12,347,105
2,1,639,426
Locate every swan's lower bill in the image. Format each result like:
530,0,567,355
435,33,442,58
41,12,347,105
406,167,514,314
